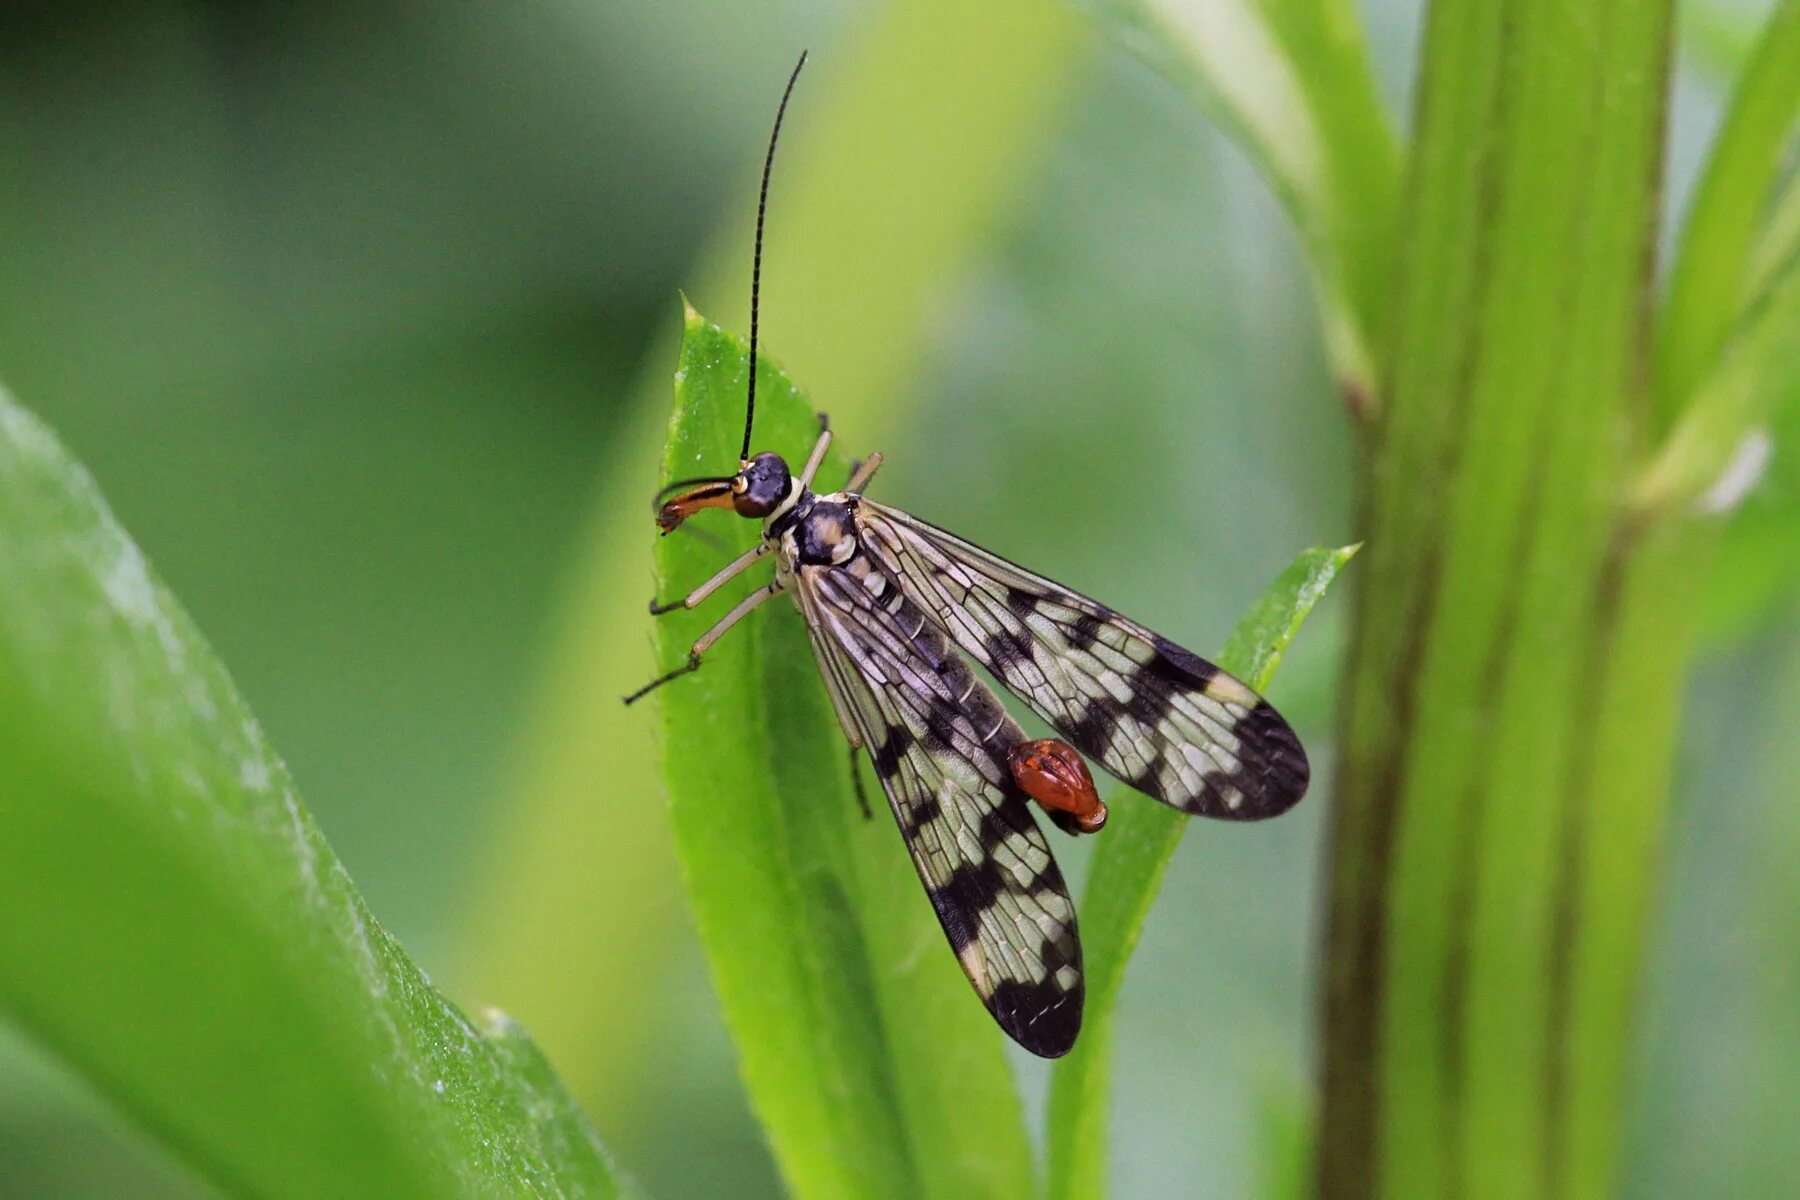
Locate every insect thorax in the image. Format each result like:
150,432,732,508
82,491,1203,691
773,493,859,568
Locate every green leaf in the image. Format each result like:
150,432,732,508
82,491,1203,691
1078,0,1399,405
1697,176,1800,643
1746,169,1800,304
1656,0,1800,431
0,392,636,1199
1635,244,1800,516
1638,92,1800,520
1701,367,1800,644
1045,544,1357,1200
652,309,1033,1200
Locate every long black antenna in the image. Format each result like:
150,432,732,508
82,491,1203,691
743,50,807,464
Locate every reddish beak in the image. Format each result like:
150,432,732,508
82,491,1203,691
656,480,737,533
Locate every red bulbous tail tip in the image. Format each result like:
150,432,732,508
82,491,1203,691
1008,738,1107,835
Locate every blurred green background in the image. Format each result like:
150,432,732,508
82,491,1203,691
0,2,1793,1197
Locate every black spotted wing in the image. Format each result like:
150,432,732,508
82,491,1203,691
791,553,1083,1058
855,500,1308,820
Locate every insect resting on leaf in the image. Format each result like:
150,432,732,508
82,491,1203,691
623,51,1310,1059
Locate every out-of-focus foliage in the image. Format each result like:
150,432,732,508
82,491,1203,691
1680,0,1800,647
1656,0,1800,432
1076,0,1398,403
0,393,634,1199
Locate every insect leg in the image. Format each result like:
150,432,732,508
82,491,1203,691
621,657,701,705
692,579,783,655
796,418,833,489
844,452,884,493
808,625,878,821
649,541,772,614
623,579,784,704
796,581,879,823
847,746,872,820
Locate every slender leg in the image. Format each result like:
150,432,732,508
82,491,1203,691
692,579,782,655
797,421,833,490
847,745,872,820
845,451,884,494
621,657,700,705
623,580,785,704
649,541,771,615
797,592,878,823
811,647,864,748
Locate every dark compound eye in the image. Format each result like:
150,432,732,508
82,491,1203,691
733,452,792,518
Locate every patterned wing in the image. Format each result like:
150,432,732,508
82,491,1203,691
855,500,1308,820
792,556,1083,1058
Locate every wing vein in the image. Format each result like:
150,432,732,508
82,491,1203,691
793,557,1083,1058
857,500,1309,820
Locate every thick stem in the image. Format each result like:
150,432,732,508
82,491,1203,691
1317,0,1679,1195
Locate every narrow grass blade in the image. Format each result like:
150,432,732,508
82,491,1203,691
0,393,636,1199
1695,177,1800,644
1636,246,1800,516
1680,0,1766,82
1045,544,1357,1200
1656,0,1800,428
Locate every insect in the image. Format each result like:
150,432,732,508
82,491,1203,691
625,53,1309,1058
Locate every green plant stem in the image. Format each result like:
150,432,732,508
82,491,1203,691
1318,0,1677,1197
1555,519,1711,1198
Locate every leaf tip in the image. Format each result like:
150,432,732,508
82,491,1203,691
679,292,705,329
478,1006,522,1039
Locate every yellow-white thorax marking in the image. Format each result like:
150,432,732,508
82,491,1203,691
771,489,861,588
